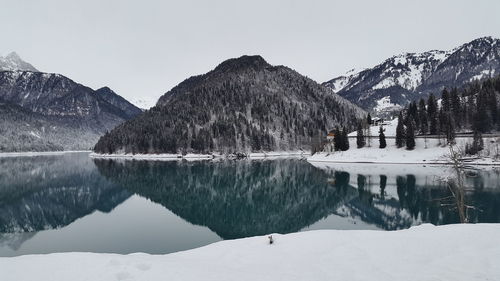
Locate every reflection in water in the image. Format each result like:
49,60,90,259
1,154,499,256
0,153,130,253
95,159,500,236
312,162,500,229
93,159,356,239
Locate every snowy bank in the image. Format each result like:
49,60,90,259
310,136,500,165
0,224,498,281
90,151,310,161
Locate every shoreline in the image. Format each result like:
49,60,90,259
0,150,91,158
89,151,310,161
307,155,500,166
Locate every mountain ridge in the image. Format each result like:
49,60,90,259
95,55,366,154
0,53,142,152
324,36,500,113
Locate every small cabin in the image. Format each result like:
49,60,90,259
372,117,384,126
326,131,335,141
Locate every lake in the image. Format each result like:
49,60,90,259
1,152,499,256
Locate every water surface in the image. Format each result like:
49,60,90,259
0,152,499,256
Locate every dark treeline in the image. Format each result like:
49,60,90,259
395,75,500,151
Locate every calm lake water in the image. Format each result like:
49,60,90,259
1,152,499,256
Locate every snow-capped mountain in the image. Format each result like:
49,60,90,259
0,54,142,152
94,55,366,155
324,37,500,113
0,52,38,72
131,98,157,110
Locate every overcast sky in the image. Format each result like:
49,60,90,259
2,0,500,107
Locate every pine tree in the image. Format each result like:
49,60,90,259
427,94,439,135
441,89,451,112
418,98,428,135
367,113,372,126
443,112,455,144
356,122,365,148
450,88,462,129
473,89,492,133
467,130,484,155
341,126,349,151
333,126,341,151
395,112,405,148
405,120,416,150
378,125,387,149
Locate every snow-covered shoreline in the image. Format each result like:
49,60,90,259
311,119,500,166
90,151,310,161
308,137,500,166
0,150,91,158
1,224,498,281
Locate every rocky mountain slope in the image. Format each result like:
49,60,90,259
94,55,365,154
0,54,141,152
325,37,500,113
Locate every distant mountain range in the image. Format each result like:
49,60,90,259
0,53,141,152
94,55,366,155
324,37,500,114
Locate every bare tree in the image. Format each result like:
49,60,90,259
438,145,480,223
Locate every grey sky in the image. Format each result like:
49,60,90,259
2,0,499,107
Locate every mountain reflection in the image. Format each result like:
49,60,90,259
93,159,355,239
0,154,131,236
95,159,500,237
1,154,499,255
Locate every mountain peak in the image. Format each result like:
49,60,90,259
214,55,270,73
5,52,21,60
0,52,39,72
96,86,113,93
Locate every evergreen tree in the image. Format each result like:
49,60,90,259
441,89,451,113
443,112,455,144
405,120,416,150
333,126,341,151
427,94,439,135
395,112,405,148
418,98,428,135
467,130,484,155
450,88,462,129
465,95,475,127
367,113,372,126
356,122,366,148
341,126,349,151
378,125,387,149
473,89,492,133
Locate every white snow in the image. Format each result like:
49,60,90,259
131,98,157,110
321,119,500,165
0,224,498,281
372,97,403,114
310,135,500,165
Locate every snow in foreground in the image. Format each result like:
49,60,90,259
1,224,499,281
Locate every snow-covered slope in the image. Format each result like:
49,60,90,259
1,224,498,281
324,37,500,112
0,52,38,72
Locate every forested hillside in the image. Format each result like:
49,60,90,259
94,55,365,154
